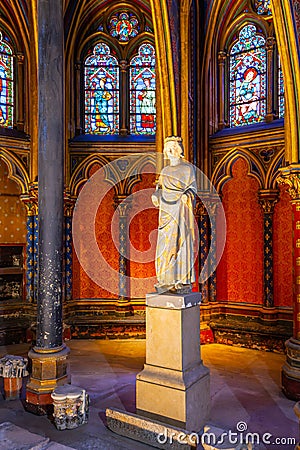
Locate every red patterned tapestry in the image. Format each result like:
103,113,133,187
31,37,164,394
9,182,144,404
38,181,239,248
217,158,263,304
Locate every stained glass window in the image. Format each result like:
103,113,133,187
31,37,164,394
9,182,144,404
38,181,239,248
0,32,14,128
278,55,284,118
129,43,156,135
253,0,272,16
84,42,119,135
108,12,140,42
229,24,266,127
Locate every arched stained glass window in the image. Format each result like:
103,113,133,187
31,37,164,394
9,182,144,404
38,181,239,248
129,43,156,135
229,24,266,127
0,32,14,128
84,42,119,135
278,55,284,118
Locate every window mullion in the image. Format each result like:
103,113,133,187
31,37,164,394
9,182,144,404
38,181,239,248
119,59,129,136
266,36,275,123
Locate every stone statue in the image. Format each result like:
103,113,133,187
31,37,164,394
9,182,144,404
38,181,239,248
152,136,197,294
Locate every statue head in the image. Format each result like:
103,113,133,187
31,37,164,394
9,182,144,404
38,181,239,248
164,136,184,159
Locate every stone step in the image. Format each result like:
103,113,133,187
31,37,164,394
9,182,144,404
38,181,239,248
0,421,75,450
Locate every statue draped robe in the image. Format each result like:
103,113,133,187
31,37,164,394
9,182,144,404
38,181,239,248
154,160,197,292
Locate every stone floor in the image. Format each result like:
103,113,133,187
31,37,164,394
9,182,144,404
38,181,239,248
0,340,297,450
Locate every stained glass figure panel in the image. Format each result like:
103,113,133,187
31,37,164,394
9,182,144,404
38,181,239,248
253,0,272,15
84,42,119,135
278,55,284,118
0,32,14,128
130,43,156,135
108,12,140,43
229,24,266,127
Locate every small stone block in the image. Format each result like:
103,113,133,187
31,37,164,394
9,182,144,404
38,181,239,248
51,384,89,430
106,407,199,450
146,292,201,309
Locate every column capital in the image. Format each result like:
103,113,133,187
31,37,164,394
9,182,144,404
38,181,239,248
114,195,132,216
277,165,300,200
16,52,25,64
119,59,128,72
64,189,76,217
21,182,38,216
258,189,279,213
217,51,227,63
266,36,275,51
194,198,206,217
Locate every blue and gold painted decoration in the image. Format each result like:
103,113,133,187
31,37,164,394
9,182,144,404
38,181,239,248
0,31,14,128
108,11,140,42
263,213,273,307
84,42,119,135
65,216,72,301
208,203,217,302
278,55,284,118
26,216,34,302
33,215,38,303
129,43,156,135
229,24,267,127
197,201,209,303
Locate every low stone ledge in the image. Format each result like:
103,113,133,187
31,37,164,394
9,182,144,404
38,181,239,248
106,407,199,450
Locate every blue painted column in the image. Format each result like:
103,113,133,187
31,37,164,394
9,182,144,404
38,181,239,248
258,190,279,307
63,194,75,302
25,0,69,415
21,184,38,303
208,200,218,303
26,215,34,302
195,198,209,303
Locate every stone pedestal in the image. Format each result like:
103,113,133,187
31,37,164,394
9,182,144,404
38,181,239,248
136,292,210,431
51,384,89,430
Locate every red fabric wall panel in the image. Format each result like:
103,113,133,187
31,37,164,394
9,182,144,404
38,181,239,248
216,158,263,304
129,165,157,297
273,185,293,307
72,165,118,299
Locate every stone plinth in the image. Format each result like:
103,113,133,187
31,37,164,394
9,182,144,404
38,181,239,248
136,292,210,432
51,384,89,430
0,355,29,400
106,408,198,450
25,344,70,415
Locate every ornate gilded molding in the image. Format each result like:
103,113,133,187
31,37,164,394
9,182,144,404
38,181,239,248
277,172,300,200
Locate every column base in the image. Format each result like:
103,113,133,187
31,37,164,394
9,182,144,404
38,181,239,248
25,344,70,415
115,301,133,317
282,337,300,400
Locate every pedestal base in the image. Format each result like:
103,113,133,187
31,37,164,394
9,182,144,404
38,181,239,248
25,344,70,415
137,362,210,430
282,338,300,400
136,292,210,431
